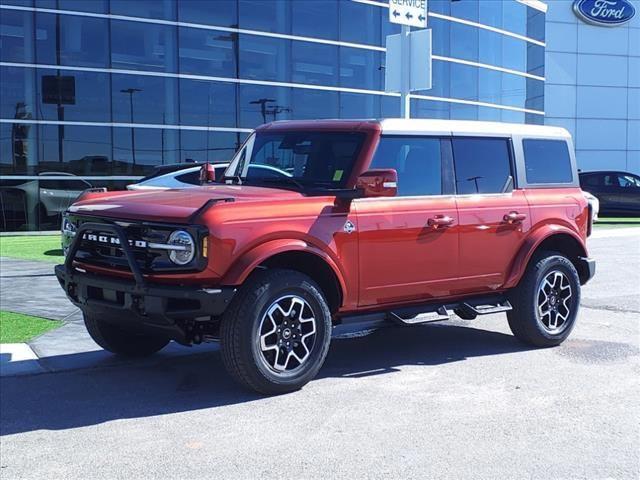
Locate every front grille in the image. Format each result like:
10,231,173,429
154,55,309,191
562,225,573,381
63,215,206,273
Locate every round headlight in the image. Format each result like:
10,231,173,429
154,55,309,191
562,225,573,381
167,230,195,265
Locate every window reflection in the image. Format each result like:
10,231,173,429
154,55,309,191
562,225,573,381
340,48,382,90
291,0,337,40
180,79,236,127
111,0,176,21
291,89,338,119
0,67,36,121
35,12,108,67
239,84,292,128
38,124,112,173
112,74,179,125
178,27,236,77
338,0,381,45
37,69,111,122
58,0,107,13
239,34,290,82
0,9,34,63
291,42,338,86
179,0,237,28
239,0,290,33
339,93,380,119
113,127,179,174
111,20,177,72
179,131,242,163
0,121,36,175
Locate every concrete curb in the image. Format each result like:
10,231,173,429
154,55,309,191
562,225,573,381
0,343,46,376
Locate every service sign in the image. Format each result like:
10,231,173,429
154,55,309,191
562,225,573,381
389,0,427,28
573,0,636,26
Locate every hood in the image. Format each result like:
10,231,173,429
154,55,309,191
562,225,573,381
68,184,303,223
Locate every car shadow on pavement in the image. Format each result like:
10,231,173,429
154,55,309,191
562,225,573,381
0,323,530,436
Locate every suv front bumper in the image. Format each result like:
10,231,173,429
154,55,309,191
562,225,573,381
55,264,236,341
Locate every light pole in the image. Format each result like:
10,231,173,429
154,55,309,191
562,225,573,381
120,88,142,166
250,98,275,125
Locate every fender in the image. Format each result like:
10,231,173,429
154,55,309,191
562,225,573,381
504,224,587,289
220,238,348,302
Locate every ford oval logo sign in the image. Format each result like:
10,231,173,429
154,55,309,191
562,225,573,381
573,0,636,26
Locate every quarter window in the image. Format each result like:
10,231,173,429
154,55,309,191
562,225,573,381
452,138,513,194
370,137,443,197
523,139,573,184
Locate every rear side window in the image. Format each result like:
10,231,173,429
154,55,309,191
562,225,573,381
370,136,444,197
523,139,573,184
452,138,513,194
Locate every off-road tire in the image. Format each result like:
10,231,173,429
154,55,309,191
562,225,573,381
507,251,580,347
84,313,170,356
220,269,332,395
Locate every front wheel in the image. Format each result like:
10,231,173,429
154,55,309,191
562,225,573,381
84,313,170,357
220,269,332,395
507,252,581,347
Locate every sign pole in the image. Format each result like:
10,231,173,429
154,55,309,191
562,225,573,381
400,24,411,119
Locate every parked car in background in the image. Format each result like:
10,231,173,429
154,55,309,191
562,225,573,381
127,163,225,191
0,172,92,230
37,172,93,219
579,171,640,217
127,163,293,190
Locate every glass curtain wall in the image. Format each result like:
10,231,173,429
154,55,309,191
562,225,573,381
0,0,546,230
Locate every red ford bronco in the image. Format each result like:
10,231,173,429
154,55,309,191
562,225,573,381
56,119,596,394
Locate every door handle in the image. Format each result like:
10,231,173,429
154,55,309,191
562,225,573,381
427,215,455,229
503,211,527,224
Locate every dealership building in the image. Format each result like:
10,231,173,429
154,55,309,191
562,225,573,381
0,0,635,231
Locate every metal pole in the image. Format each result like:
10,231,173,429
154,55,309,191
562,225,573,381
400,24,411,119
128,93,136,166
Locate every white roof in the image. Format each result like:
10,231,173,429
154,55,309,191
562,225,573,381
379,118,570,139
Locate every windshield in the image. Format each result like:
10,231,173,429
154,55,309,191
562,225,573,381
225,131,365,190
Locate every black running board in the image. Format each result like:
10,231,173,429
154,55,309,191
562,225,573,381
337,295,512,328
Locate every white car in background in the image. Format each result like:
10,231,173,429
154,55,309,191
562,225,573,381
127,163,292,190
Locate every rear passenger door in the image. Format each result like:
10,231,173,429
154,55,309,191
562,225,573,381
452,137,531,294
355,136,458,306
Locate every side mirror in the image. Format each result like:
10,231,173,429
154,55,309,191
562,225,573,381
356,169,398,198
199,162,216,184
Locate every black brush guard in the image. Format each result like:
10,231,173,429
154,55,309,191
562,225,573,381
55,221,236,343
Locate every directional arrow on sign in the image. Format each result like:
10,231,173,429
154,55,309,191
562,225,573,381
388,0,428,28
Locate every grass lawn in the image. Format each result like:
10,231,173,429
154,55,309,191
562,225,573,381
594,217,640,229
0,235,63,263
0,310,62,343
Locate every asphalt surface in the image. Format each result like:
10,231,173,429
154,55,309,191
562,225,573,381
1,231,639,479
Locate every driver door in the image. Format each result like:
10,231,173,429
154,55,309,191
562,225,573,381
355,136,458,307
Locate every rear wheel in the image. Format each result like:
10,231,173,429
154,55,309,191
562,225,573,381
84,313,170,357
220,269,332,395
507,251,580,347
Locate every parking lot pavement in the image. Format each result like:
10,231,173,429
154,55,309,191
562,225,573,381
0,257,79,321
0,231,638,479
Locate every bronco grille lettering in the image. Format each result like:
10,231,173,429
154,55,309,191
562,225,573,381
82,233,148,249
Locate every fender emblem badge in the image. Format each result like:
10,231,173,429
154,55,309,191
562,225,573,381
343,220,356,234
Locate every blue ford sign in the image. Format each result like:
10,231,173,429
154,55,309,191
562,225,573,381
573,0,636,26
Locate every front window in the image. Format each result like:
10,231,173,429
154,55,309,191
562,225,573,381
224,131,365,190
